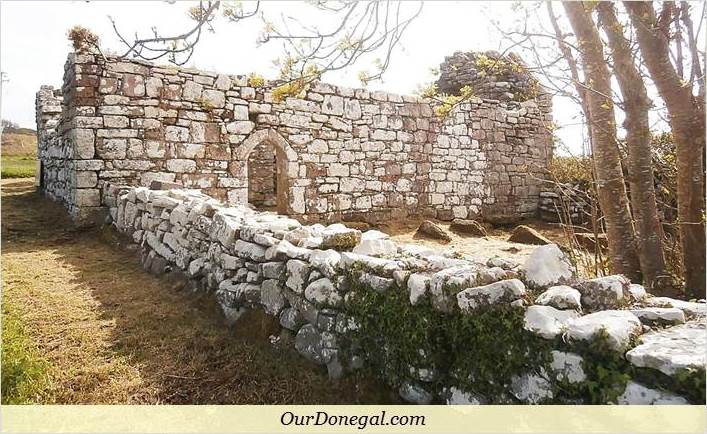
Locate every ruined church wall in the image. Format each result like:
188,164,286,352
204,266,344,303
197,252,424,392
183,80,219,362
37,52,552,225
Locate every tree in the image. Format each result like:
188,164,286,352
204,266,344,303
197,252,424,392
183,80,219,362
105,0,423,94
625,1,705,298
596,2,665,288
563,1,642,281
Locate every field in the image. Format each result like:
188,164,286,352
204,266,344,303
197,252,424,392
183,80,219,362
1,178,395,404
1,155,36,178
1,130,37,179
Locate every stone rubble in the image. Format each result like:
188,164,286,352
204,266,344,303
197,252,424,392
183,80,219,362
102,183,704,406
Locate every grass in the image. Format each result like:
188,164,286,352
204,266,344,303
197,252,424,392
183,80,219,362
1,296,51,403
0,179,396,404
1,155,36,178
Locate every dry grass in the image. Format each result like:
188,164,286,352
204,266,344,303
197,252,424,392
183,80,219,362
1,179,396,404
1,131,37,156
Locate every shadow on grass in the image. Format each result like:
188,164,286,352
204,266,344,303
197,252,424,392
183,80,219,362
1,180,399,404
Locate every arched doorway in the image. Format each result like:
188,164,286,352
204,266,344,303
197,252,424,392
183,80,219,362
237,130,296,214
247,140,277,210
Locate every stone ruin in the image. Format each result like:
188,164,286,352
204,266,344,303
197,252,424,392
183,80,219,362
34,50,705,404
36,50,553,227
105,182,706,404
436,51,541,102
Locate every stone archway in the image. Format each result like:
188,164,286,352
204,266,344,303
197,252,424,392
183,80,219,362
237,129,297,214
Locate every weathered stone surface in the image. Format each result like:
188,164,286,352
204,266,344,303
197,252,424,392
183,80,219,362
577,275,631,310
625,321,705,376
523,244,575,289
535,285,582,310
308,249,341,278
629,307,686,325
445,387,487,405
261,279,286,315
294,324,331,365
642,297,707,319
359,272,394,292
549,351,586,384
416,220,451,242
279,307,306,331
352,238,397,257
304,277,342,307
320,225,361,250
430,266,480,312
234,239,267,262
523,305,580,339
617,381,689,405
566,310,643,351
408,273,431,305
508,225,552,245
398,382,433,405
510,372,553,404
457,279,526,313
449,219,487,237
285,259,310,293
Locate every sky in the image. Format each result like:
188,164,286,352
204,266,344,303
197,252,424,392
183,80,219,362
0,1,585,153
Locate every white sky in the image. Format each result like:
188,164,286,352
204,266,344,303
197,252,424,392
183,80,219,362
0,1,584,152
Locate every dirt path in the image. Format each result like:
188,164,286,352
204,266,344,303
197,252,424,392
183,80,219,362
1,179,394,404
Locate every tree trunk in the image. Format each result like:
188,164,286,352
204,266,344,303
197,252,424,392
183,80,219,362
625,1,706,298
597,2,666,289
563,2,642,282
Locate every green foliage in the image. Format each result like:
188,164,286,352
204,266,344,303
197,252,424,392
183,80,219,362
1,155,36,179
632,366,706,404
342,272,554,401
554,329,633,404
1,299,50,403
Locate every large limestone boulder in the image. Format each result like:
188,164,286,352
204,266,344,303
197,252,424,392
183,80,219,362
308,249,341,278
577,275,631,310
294,324,332,365
352,238,397,257
523,305,580,339
535,285,582,310
617,381,688,405
456,279,526,313
523,244,576,289
642,297,707,319
508,225,552,245
408,273,431,305
629,307,686,325
416,220,452,242
625,321,705,377
398,382,433,404
430,266,480,312
510,372,553,404
549,351,586,384
304,277,343,308
285,259,310,293
449,219,488,237
444,387,487,405
320,224,362,250
565,310,643,351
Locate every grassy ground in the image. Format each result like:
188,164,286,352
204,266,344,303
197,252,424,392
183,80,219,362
1,155,36,178
1,178,396,404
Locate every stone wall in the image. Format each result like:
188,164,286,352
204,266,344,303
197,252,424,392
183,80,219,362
106,184,706,405
436,51,541,103
37,51,552,226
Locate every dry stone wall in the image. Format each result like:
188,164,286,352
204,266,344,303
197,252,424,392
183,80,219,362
37,51,552,225
107,184,706,405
